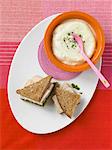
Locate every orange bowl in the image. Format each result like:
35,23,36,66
44,11,105,72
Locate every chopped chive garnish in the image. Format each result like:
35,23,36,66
68,33,70,36
71,83,80,90
71,44,75,48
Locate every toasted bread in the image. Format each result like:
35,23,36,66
16,76,52,104
55,86,80,118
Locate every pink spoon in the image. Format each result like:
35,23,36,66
73,33,110,88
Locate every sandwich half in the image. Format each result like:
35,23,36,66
52,83,80,118
16,76,54,106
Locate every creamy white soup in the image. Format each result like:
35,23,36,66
52,19,96,65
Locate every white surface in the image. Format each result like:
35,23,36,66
8,14,101,134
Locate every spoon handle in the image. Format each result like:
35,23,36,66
73,33,110,88
81,52,110,88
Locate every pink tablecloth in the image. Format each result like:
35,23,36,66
0,0,112,150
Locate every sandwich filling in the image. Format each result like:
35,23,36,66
52,95,64,113
21,83,54,105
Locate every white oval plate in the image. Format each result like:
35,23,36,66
8,14,101,134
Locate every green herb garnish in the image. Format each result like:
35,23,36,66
71,83,80,90
68,33,70,36
71,44,75,48
80,92,83,94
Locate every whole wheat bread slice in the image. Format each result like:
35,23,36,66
55,86,80,118
16,76,52,102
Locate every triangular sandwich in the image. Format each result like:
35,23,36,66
16,76,54,106
52,83,80,118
